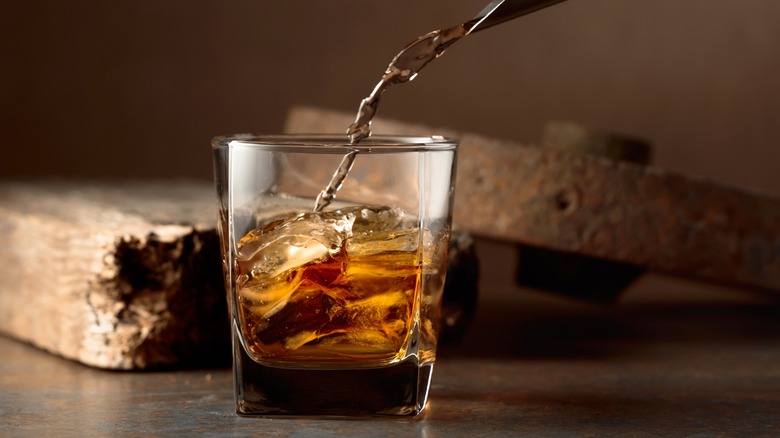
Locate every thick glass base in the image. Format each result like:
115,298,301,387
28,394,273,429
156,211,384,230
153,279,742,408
234,342,433,417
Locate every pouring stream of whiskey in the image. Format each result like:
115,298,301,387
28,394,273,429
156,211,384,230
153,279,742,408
313,0,568,212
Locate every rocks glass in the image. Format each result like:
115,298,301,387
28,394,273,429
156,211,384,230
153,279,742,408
212,134,458,416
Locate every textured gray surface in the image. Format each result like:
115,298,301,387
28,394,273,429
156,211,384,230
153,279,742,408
3,285,779,437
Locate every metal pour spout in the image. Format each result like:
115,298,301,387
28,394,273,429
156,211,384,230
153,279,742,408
466,0,569,35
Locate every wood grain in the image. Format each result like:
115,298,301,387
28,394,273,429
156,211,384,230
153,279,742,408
0,180,229,369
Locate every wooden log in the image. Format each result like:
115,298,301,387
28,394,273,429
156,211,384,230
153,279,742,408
0,180,229,370
285,106,780,295
0,179,478,367
514,120,652,302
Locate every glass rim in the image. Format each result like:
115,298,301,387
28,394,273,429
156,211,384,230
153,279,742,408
211,133,458,153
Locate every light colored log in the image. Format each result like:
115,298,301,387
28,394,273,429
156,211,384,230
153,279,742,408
0,180,228,369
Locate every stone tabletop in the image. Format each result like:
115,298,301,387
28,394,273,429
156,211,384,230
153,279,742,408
2,273,779,437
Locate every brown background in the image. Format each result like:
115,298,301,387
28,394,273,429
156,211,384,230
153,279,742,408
2,0,779,194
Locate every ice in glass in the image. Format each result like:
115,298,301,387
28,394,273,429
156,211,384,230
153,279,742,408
213,134,457,416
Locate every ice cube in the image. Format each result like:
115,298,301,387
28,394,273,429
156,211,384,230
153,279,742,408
344,205,420,256
349,205,405,233
236,209,355,280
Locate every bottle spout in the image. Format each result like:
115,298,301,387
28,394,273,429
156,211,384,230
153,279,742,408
466,0,569,34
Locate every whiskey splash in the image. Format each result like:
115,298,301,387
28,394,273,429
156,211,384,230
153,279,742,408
314,0,567,213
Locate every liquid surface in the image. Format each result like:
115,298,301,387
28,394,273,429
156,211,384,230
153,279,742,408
235,205,434,367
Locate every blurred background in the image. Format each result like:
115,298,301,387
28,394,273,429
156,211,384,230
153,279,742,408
2,0,780,304
3,0,779,192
